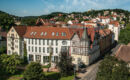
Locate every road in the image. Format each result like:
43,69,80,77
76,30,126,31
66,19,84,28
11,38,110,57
78,60,101,80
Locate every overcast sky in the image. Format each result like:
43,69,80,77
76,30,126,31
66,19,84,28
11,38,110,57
0,0,130,17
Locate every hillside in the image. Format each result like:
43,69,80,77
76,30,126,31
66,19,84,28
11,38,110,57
0,9,130,31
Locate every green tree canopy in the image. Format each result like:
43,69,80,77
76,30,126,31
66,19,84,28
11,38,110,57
0,54,21,75
24,62,44,80
96,55,130,80
119,23,130,44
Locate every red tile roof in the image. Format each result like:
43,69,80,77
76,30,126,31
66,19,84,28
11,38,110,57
14,26,28,37
115,45,130,63
99,29,112,37
109,21,119,27
24,27,75,40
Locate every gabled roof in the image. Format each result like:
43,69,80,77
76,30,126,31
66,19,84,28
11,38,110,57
24,27,75,40
13,26,28,37
115,45,130,63
109,21,119,27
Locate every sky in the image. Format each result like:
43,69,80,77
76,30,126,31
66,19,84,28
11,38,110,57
0,0,130,17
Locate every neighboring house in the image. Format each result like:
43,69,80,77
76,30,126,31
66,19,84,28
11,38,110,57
24,27,73,65
70,27,100,66
99,29,114,55
108,21,120,41
98,16,110,25
7,26,27,56
81,21,97,27
0,29,7,48
114,44,130,67
111,15,117,21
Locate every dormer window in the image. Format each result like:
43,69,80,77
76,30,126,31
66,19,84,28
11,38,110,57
41,32,44,36
56,32,59,36
34,32,37,36
62,32,66,36
52,32,55,36
44,32,47,36
30,32,34,35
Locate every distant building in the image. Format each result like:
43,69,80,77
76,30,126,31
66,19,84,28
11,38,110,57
108,21,120,41
99,29,114,55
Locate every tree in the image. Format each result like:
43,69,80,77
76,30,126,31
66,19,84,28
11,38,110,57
0,13,15,31
0,46,6,54
24,62,44,80
96,55,130,80
0,54,21,74
119,23,130,44
23,42,28,64
58,51,74,77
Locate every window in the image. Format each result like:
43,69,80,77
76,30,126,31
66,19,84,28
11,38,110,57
28,46,30,51
32,46,33,52
62,40,67,45
47,40,49,45
43,40,45,45
54,56,58,62
43,56,49,63
44,32,47,36
34,32,37,35
56,48,58,53
51,40,53,45
32,39,33,44
35,39,37,45
28,39,30,44
56,40,58,46
39,47,41,52
29,54,34,61
62,32,66,36
39,39,41,45
30,32,34,35
51,48,53,53
11,29,14,32
56,32,59,36
35,55,41,62
43,47,45,53
52,32,55,36
47,47,49,53
35,47,37,52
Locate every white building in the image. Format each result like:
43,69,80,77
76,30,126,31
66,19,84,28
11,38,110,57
108,21,120,41
7,26,27,56
23,27,74,65
7,26,100,66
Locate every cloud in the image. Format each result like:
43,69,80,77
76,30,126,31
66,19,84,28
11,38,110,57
40,0,130,14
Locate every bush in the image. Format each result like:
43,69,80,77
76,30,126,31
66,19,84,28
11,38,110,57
24,62,44,80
